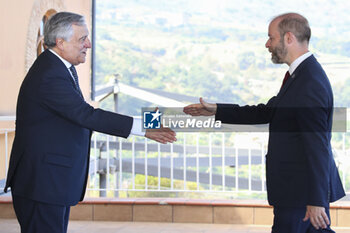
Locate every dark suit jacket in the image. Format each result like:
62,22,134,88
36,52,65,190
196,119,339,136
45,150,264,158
4,50,133,206
216,55,345,207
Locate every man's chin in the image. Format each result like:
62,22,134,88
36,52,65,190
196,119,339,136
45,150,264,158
271,56,283,64
78,58,86,64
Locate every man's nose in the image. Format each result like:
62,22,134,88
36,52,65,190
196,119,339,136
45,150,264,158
85,38,92,48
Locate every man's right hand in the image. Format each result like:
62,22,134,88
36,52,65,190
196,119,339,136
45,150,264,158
183,97,217,116
145,126,176,144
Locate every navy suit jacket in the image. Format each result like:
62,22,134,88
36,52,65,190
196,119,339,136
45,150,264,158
216,55,345,207
4,50,133,206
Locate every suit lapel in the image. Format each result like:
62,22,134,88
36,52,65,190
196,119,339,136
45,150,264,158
273,72,297,108
277,72,297,98
274,55,315,106
45,50,84,99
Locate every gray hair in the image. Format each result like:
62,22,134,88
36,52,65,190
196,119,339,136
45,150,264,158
273,13,311,44
44,12,86,48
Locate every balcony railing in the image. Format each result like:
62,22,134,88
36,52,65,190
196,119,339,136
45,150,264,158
0,116,15,195
1,117,349,199
88,132,268,198
86,131,350,199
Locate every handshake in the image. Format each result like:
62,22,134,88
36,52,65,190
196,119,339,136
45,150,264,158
145,98,216,144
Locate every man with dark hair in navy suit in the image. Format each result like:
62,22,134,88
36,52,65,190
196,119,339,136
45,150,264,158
4,12,176,233
184,13,345,233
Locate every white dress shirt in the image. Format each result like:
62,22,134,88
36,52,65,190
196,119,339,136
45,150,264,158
288,51,312,76
49,49,75,80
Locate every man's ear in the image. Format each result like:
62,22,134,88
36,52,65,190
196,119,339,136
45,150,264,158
55,38,65,51
284,32,295,45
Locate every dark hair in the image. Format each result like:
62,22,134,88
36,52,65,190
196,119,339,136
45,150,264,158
274,13,311,43
44,12,86,48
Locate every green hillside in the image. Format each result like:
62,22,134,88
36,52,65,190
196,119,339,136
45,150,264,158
95,0,350,115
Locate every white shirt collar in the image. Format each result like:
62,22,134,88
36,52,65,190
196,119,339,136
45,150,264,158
288,51,312,76
48,49,72,69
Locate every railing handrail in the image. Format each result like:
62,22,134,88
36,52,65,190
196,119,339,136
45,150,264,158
0,116,15,121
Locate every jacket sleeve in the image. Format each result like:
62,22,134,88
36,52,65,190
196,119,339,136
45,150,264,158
39,71,133,138
215,96,277,124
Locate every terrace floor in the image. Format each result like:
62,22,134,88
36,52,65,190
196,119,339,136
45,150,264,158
2,219,350,233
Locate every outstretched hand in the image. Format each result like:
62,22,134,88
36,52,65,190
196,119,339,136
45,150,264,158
183,97,217,116
145,126,176,144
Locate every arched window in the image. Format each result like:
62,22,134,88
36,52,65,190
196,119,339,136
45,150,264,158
36,9,56,56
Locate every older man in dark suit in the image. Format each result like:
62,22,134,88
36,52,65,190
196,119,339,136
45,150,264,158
4,12,176,233
184,13,345,233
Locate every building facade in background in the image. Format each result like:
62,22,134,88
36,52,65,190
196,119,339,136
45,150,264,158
0,0,92,181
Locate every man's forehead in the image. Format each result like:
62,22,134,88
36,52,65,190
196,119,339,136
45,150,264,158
269,18,280,28
268,19,280,33
72,24,89,36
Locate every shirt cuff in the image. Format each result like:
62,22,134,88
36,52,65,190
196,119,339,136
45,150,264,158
130,117,145,137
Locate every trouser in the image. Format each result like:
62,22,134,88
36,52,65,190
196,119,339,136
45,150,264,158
12,194,71,233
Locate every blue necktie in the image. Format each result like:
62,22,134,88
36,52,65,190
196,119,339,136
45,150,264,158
69,65,83,96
